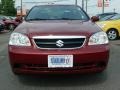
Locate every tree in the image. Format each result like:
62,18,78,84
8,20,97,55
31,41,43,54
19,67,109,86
1,0,16,16
0,2,2,14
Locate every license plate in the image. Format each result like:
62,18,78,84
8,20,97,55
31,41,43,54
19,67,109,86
48,55,73,68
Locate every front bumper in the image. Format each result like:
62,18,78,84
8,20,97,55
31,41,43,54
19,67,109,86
8,44,109,74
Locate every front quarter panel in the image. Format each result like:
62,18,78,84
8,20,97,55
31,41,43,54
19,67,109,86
97,20,120,36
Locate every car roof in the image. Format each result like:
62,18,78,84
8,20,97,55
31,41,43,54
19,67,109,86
34,4,79,7
97,12,118,16
37,4,76,5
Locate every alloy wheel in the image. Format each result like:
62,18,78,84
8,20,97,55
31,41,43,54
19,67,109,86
107,29,118,40
9,24,15,31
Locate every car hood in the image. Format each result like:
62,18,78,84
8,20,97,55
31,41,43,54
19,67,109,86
15,20,102,38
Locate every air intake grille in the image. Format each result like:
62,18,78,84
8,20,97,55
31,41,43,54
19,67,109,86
33,36,86,49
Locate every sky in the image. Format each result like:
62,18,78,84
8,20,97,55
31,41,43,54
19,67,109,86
15,0,120,16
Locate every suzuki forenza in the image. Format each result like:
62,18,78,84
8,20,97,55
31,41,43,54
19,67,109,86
8,5,109,75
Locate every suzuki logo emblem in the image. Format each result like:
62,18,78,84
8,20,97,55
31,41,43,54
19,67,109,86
56,40,64,48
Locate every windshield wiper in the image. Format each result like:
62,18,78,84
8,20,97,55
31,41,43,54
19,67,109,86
59,18,83,20
26,18,48,21
60,18,74,20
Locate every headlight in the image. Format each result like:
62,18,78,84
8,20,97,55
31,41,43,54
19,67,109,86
97,23,106,28
88,32,109,45
9,33,31,46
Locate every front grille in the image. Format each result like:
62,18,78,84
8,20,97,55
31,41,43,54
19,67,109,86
33,36,86,49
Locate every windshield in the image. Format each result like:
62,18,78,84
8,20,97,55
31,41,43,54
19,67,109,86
110,14,120,20
100,15,114,21
25,5,89,21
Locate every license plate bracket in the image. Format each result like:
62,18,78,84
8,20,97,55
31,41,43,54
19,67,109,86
48,55,73,68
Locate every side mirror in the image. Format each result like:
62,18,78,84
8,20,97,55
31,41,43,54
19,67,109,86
15,18,20,22
91,16,99,22
15,17,23,23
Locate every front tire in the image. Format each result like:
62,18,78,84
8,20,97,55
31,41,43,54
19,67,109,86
106,29,119,40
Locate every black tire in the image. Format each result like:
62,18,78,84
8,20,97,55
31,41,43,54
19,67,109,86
106,29,119,40
9,24,15,31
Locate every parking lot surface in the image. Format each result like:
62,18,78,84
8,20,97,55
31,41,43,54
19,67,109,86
0,32,120,90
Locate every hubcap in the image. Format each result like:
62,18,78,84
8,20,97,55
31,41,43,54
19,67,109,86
107,30,117,40
9,25,14,30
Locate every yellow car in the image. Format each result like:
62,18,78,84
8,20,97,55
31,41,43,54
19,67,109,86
96,14,120,40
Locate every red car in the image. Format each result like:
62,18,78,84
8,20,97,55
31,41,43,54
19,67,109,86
4,19,22,31
0,15,21,30
8,5,109,75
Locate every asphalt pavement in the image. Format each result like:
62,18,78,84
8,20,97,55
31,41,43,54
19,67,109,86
0,31,120,90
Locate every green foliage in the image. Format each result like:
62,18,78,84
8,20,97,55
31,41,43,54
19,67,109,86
0,3,2,14
0,0,16,16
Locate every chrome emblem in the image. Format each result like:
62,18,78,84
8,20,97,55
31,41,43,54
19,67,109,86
56,40,64,48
